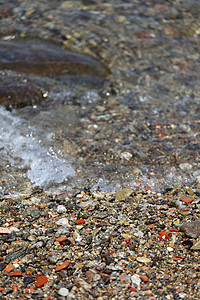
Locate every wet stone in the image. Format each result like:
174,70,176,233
22,208,41,219
0,74,45,108
115,189,134,201
0,39,109,78
23,276,35,285
180,220,200,239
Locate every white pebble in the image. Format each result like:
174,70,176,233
131,274,141,290
167,247,174,252
56,218,70,227
57,205,67,214
58,288,69,297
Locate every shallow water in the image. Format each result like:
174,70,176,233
0,0,200,193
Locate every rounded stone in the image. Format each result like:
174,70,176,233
58,288,69,297
57,205,67,214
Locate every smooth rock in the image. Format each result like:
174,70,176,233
22,208,41,219
58,288,69,297
180,220,200,238
36,275,48,288
0,39,109,78
56,218,70,227
136,257,151,263
131,274,141,289
0,74,45,108
0,227,11,234
115,189,133,201
57,205,67,214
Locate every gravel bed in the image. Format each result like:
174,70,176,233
0,186,199,299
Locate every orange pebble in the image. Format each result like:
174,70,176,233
3,264,15,272
180,196,195,204
36,275,48,288
8,271,22,277
55,260,70,272
136,273,149,282
76,219,85,225
147,224,153,229
56,237,68,242
12,284,18,292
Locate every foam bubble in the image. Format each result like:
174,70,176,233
0,106,75,186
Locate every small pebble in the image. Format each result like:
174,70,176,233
56,218,70,227
58,287,69,297
57,205,67,214
36,275,48,288
136,257,151,263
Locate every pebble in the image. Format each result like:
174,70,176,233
49,255,59,264
167,246,174,252
55,260,70,272
136,274,149,282
136,257,151,263
36,275,48,288
76,218,85,225
191,239,200,250
180,220,200,238
180,196,195,204
131,274,141,289
23,276,35,285
0,227,11,234
115,189,133,201
58,287,69,297
8,271,22,277
57,205,67,214
3,264,15,272
56,218,70,227
22,208,41,219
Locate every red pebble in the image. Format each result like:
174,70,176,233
76,218,85,225
137,34,153,39
170,228,179,232
55,260,70,272
12,284,18,292
180,196,195,204
36,275,48,288
8,271,22,277
129,287,137,292
56,237,68,242
125,238,131,244
3,264,15,272
172,257,182,261
136,273,149,282
159,232,171,240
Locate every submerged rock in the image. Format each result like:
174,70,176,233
0,74,46,108
0,38,109,78
0,38,109,108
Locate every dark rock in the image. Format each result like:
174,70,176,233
0,39,109,78
0,263,6,271
23,276,35,285
0,74,45,108
180,220,200,238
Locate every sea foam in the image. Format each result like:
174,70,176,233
0,106,75,186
